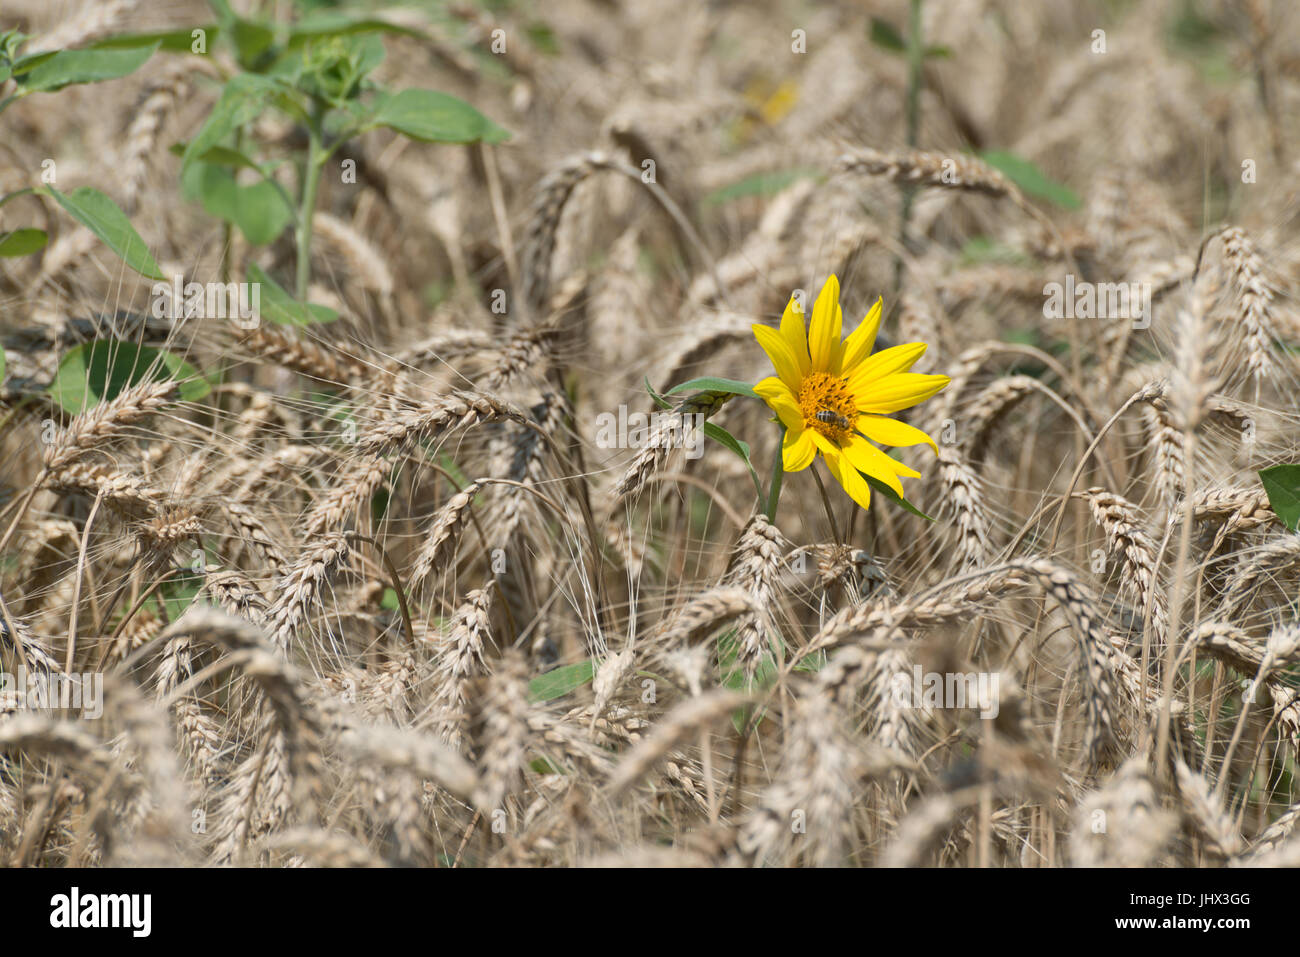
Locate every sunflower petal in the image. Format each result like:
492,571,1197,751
779,294,810,377
753,324,805,391
754,375,793,401
823,448,871,511
755,377,804,431
856,414,939,451
840,296,883,372
808,275,843,373
854,373,951,414
844,342,928,394
808,429,838,459
840,434,920,499
782,428,816,471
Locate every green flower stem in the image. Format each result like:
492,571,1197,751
764,425,785,522
295,107,326,300
810,463,844,544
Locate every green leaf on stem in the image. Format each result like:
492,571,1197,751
181,74,279,175
869,18,907,52
182,160,293,245
861,472,934,521
1260,464,1300,532
246,263,338,325
529,659,595,702
47,340,210,414
664,376,759,400
0,228,47,256
17,43,157,92
371,88,511,144
979,150,1081,210
41,186,163,279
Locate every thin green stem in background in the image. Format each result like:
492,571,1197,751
295,105,325,300
904,0,924,149
811,463,844,545
764,425,786,522
894,0,924,293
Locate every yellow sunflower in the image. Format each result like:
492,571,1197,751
752,275,950,511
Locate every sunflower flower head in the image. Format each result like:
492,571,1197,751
753,276,950,511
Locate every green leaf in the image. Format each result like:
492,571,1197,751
1169,3,1221,51
647,378,738,412
861,472,934,521
664,376,759,400
92,27,221,53
370,484,391,523
287,15,424,46
979,150,1081,210
434,454,473,491
205,0,276,70
0,228,47,256
371,88,511,144
0,30,28,80
181,74,278,175
865,19,947,59
959,236,1033,267
182,160,293,245
529,659,595,702
283,34,387,107
703,168,818,205
228,18,275,69
1260,464,1300,532
8,50,57,77
702,423,751,466
646,379,759,494
716,628,776,730
793,649,827,673
703,422,762,500
47,340,210,414
160,570,203,621
869,18,907,52
645,376,673,410
351,35,386,84
172,140,267,174
41,186,163,279
524,22,559,56
246,263,338,325
529,756,564,774
18,43,157,92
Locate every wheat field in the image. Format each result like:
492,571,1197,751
0,0,1299,869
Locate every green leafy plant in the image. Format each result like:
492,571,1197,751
0,31,160,266
0,1,513,427
179,0,511,303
